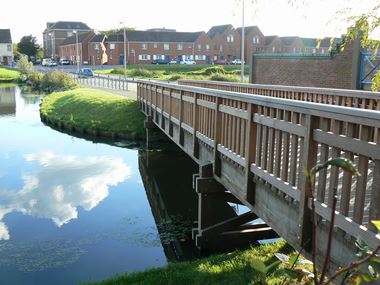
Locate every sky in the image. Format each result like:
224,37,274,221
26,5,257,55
3,0,379,44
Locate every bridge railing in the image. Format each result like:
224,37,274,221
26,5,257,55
137,79,380,248
178,80,380,110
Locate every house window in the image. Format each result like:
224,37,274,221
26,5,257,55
272,47,276,53
214,55,217,60
67,32,73,37
206,44,210,51
253,36,260,44
227,34,234,43
110,54,113,60
198,44,202,50
141,43,147,50
153,43,158,48
321,48,325,54
195,55,203,60
138,54,151,60
164,43,169,50
110,43,115,50
312,48,316,54
219,45,223,52
177,43,183,50
7,44,11,52
95,43,99,50
188,44,193,49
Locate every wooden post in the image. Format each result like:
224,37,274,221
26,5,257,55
178,91,184,146
213,97,222,177
244,103,257,203
193,93,200,158
298,114,318,250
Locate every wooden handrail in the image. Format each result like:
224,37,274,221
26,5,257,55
137,79,380,249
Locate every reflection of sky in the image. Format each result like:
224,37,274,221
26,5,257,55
0,151,131,240
0,86,166,284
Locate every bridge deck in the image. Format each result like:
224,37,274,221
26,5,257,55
137,79,380,272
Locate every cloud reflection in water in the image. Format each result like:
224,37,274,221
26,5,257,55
0,151,131,240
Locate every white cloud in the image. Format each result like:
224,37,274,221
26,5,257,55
0,151,131,240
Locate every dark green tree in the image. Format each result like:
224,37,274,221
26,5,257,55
17,35,40,60
99,27,135,36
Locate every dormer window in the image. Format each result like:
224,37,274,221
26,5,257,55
227,34,234,43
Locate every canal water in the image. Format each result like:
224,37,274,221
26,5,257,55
0,85,199,285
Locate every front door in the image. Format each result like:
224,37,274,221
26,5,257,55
3,56,8,65
206,56,210,64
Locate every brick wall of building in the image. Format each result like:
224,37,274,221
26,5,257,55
251,40,360,89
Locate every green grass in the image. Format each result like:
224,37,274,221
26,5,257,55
40,88,145,139
0,67,20,82
82,241,298,285
95,64,248,82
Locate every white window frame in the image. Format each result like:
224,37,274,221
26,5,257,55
206,44,210,51
177,43,183,50
110,43,115,50
227,34,234,43
141,43,147,50
153,43,158,48
138,54,151,60
164,43,170,50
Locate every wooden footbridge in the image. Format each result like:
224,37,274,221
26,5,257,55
137,79,380,274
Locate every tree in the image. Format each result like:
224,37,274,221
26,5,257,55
17,35,40,60
99,27,135,36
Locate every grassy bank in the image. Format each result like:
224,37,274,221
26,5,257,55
0,67,20,82
96,64,249,82
40,88,145,139
82,241,302,285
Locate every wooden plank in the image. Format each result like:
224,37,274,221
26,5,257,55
274,109,283,177
217,144,246,167
171,92,181,99
244,104,257,203
170,116,180,126
193,93,199,158
181,122,194,134
281,111,290,181
213,98,223,176
313,200,380,249
289,112,299,186
198,99,217,110
253,114,306,137
219,105,250,120
183,95,195,104
353,125,370,224
313,130,380,160
250,164,300,201
196,131,216,148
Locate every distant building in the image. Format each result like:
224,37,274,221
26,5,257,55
43,21,93,59
88,34,108,65
207,24,241,62
58,32,95,64
0,29,13,65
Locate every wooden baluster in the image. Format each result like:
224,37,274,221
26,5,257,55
317,118,330,203
281,111,290,182
178,90,184,146
193,93,199,159
353,125,370,224
289,112,299,186
232,100,236,153
274,108,283,177
255,106,263,166
328,120,342,208
340,122,354,216
267,108,275,173
245,103,257,203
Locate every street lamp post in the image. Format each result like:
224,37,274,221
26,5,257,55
120,21,127,80
73,30,80,74
240,0,245,83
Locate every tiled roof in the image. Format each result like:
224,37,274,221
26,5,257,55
61,32,94,45
236,26,260,36
49,21,92,30
264,36,278,46
90,34,107,43
280,37,299,46
207,25,232,38
107,31,203,43
127,31,203,42
0,29,11,43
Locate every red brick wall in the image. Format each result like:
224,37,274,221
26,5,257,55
251,41,358,89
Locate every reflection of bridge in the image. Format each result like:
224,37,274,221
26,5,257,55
137,79,380,274
0,86,16,115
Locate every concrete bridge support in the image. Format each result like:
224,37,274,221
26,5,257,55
193,163,277,252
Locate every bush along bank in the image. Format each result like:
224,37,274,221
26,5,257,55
40,88,146,140
16,55,78,93
0,67,20,82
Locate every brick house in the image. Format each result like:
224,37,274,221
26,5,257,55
236,26,265,64
105,31,212,65
43,21,93,59
207,24,241,62
88,34,107,65
0,29,13,65
58,31,95,64
105,34,125,65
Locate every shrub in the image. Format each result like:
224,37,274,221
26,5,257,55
209,73,240,82
167,74,182,81
202,66,226,75
16,55,34,75
127,68,161,78
41,70,78,92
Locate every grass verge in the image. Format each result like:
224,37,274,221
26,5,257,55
82,240,298,285
0,67,20,82
40,88,145,139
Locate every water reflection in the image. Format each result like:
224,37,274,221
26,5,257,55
0,85,16,116
0,151,131,240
